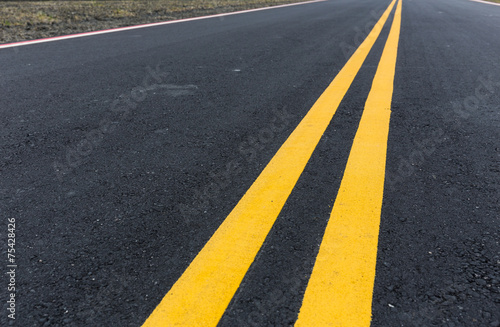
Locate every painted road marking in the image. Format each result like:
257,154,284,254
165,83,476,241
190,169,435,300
0,0,325,50
295,0,402,325
469,0,500,7
142,0,398,325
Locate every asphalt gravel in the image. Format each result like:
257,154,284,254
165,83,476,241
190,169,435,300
0,0,499,326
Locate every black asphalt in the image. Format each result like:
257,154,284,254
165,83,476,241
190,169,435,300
1,0,499,325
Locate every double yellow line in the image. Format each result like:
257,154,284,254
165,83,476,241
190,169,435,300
143,0,402,325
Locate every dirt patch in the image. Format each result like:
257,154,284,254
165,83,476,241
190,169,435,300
0,0,304,43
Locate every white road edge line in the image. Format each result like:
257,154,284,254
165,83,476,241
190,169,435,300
0,0,326,50
468,0,500,7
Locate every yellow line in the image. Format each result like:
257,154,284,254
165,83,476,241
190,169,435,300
142,1,397,325
295,0,402,326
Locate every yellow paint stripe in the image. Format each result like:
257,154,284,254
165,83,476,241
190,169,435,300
295,0,402,326
142,1,397,325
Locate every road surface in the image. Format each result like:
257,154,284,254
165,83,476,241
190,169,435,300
0,0,499,325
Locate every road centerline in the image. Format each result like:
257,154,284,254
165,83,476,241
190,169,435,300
295,0,403,325
142,0,398,325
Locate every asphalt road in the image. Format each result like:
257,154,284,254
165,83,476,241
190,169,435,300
1,0,499,326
